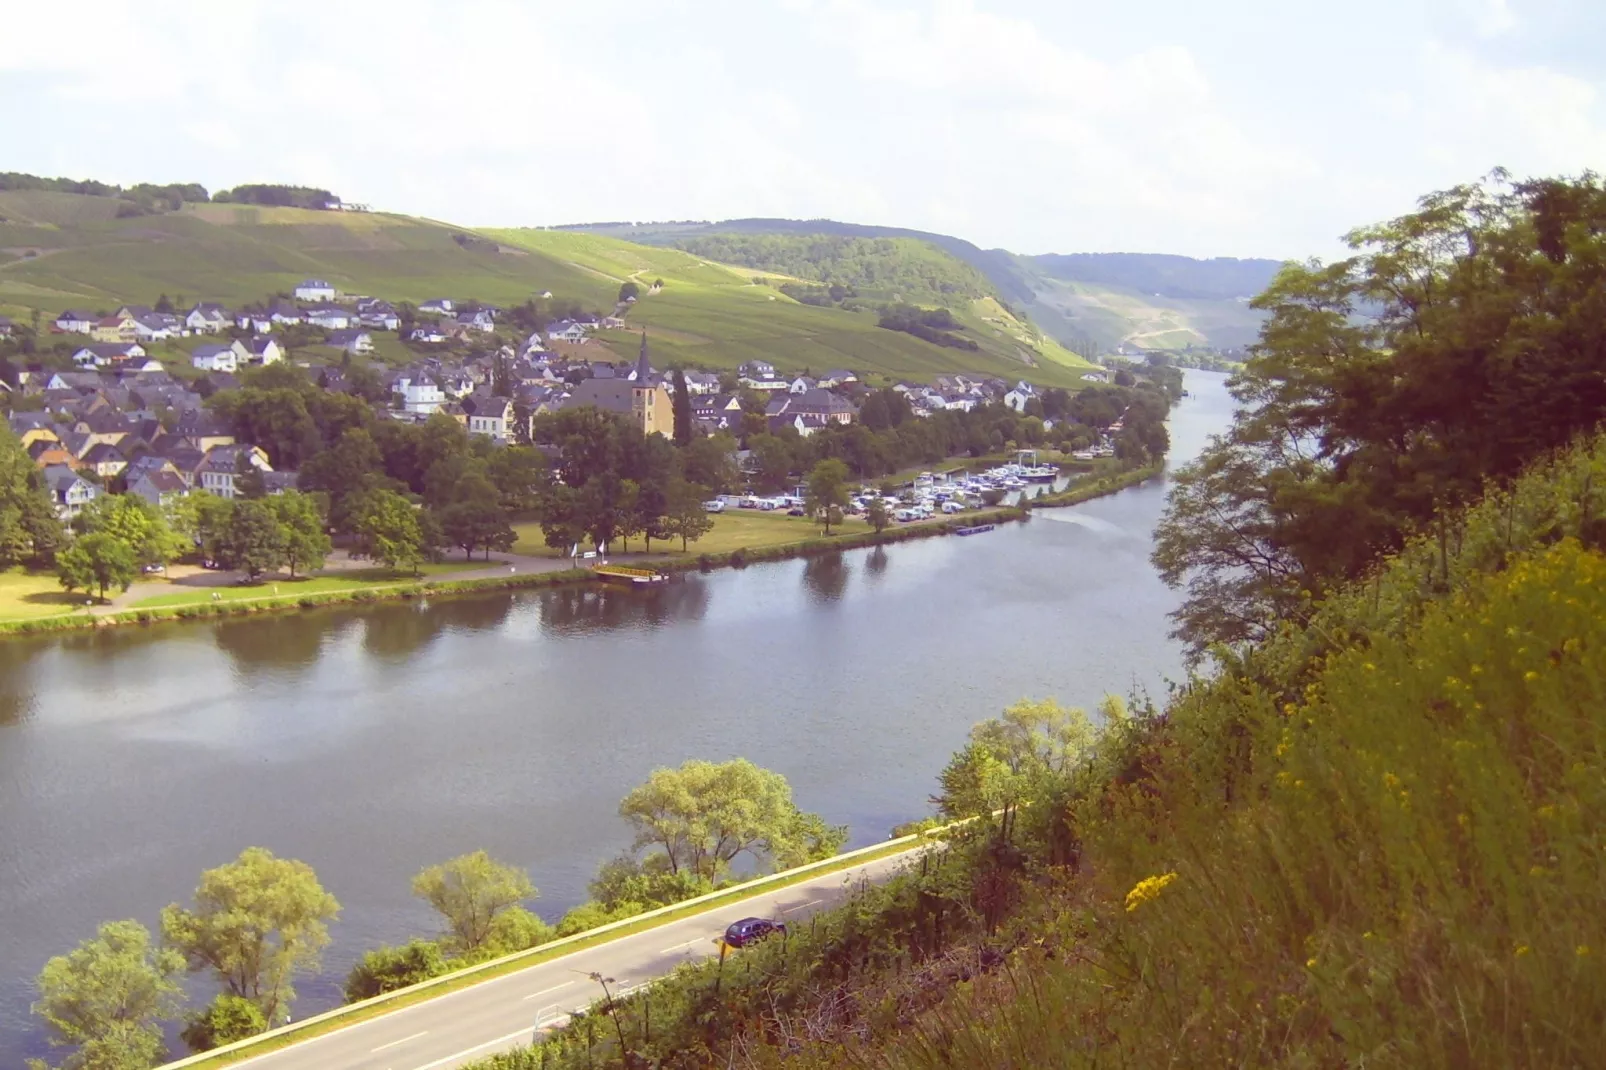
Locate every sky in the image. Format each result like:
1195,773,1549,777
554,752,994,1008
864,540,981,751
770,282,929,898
2,0,1603,260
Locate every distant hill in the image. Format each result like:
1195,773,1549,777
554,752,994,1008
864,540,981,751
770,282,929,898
573,219,1287,353
0,190,1096,388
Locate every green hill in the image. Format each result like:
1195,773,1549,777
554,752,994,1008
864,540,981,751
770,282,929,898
571,218,1282,353
0,192,1095,388
482,228,1097,386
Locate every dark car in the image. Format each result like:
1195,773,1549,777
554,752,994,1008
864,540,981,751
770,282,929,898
723,917,786,948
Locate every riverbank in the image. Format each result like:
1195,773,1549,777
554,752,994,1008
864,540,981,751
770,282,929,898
0,461,1162,640
0,505,1024,639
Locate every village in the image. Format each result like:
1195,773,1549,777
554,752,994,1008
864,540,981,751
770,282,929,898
5,278,1113,521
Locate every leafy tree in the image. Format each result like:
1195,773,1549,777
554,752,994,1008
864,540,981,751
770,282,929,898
484,446,547,515
618,281,640,302
0,425,62,566
266,491,331,577
169,493,233,563
353,489,425,573
865,497,891,533
747,434,795,494
343,941,449,1003
411,851,537,953
805,458,851,534
660,479,714,550
619,758,847,881
76,495,187,568
934,699,1098,820
160,847,340,1026
588,854,712,912
217,500,286,580
297,428,386,533
682,433,738,493
28,920,183,1070
180,994,266,1054
1155,173,1606,659
434,477,515,561
671,367,693,447
56,532,137,602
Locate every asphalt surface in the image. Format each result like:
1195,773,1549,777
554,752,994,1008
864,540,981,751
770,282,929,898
222,850,918,1070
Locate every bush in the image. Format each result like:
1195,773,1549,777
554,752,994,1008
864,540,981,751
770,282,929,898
181,994,267,1053
343,939,451,1003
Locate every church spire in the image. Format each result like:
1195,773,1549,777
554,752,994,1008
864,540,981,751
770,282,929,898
636,330,652,383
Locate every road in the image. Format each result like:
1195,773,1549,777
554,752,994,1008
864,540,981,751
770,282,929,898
217,850,918,1070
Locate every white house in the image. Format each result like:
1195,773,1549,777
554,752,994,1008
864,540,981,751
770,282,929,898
196,445,271,500
72,342,147,368
132,314,179,342
683,371,722,395
546,320,588,344
410,325,449,344
1003,387,1034,413
246,337,284,365
191,343,239,373
269,305,304,326
128,469,189,508
328,329,373,355
42,465,100,520
293,279,336,302
419,298,454,316
185,303,231,333
55,310,97,334
787,376,817,394
467,397,515,443
396,373,446,414
306,305,353,330
359,310,400,330
456,309,495,332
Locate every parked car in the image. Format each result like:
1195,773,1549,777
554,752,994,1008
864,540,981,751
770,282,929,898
738,497,759,509
703,499,726,513
941,500,964,514
723,917,787,948
787,507,805,516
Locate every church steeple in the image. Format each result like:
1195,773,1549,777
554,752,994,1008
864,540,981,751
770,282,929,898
635,330,652,384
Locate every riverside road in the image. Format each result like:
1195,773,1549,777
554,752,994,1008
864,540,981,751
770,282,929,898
206,850,917,1070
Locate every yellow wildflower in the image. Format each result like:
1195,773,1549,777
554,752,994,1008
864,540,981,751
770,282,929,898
1306,957,1318,969
1524,670,1540,683
1579,946,1591,958
1383,772,1401,790
1514,944,1531,958
1124,872,1178,912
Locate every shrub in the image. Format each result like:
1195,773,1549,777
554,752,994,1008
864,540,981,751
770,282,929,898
181,993,267,1053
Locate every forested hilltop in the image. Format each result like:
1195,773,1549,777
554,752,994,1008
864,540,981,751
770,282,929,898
460,172,1606,1068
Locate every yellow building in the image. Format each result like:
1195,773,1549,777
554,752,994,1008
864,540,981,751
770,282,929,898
561,333,676,438
90,314,138,343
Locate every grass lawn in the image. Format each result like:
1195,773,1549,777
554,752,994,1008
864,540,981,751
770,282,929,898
0,569,85,620
512,510,874,560
129,563,472,609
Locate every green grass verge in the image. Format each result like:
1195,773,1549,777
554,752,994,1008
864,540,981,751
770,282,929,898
129,564,472,609
0,569,83,620
172,836,928,1070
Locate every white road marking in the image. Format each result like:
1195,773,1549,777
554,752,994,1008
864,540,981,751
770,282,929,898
371,1030,429,1053
408,1027,532,1070
660,938,701,953
791,898,823,910
521,980,576,1001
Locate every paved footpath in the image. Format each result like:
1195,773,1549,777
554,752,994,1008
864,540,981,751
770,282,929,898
212,850,916,1070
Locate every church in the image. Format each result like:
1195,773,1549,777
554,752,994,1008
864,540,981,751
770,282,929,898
560,333,676,438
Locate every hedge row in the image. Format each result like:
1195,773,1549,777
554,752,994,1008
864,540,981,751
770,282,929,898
1025,463,1163,509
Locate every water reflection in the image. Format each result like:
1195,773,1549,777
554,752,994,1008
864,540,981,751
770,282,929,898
865,546,889,579
802,552,850,604
213,613,340,674
535,579,710,634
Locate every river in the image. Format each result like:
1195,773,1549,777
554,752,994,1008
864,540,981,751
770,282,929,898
0,370,1233,1061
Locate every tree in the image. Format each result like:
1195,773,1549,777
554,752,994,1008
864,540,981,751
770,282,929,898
682,433,738,493
805,458,851,534
0,425,62,567
180,995,267,1054
671,367,693,447
28,920,184,1070
76,494,186,569
865,497,891,533
353,489,425,574
748,434,795,494
660,479,714,550
619,758,847,881
56,532,137,602
297,427,385,533
160,847,340,1026
169,493,234,563
934,699,1097,819
434,477,515,561
217,500,286,580
618,281,640,303
266,491,331,577
411,851,538,953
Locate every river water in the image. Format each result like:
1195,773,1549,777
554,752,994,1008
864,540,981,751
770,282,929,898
0,371,1232,1060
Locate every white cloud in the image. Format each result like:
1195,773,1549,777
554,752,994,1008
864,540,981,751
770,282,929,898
0,0,1602,260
